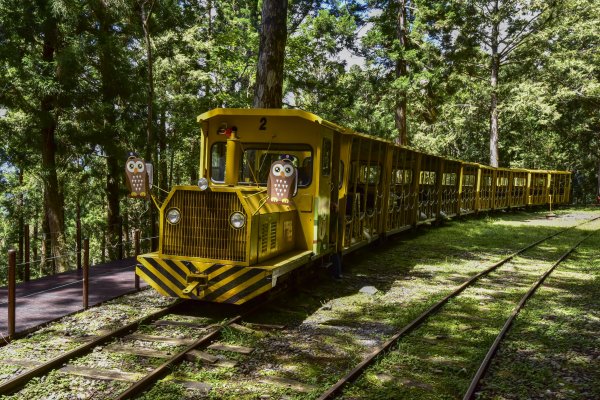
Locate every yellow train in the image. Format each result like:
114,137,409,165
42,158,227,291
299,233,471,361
135,108,571,304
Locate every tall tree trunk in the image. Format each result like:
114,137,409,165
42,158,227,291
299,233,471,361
40,13,67,272
33,221,38,273
141,0,155,163
76,200,81,269
253,0,288,108
597,160,600,198
489,0,500,168
40,202,51,274
395,0,408,145
168,129,175,188
18,167,24,279
123,211,130,257
206,0,213,106
140,0,157,248
190,139,198,184
93,1,122,261
159,108,167,197
106,156,121,260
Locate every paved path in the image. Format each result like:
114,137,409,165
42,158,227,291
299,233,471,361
0,257,147,338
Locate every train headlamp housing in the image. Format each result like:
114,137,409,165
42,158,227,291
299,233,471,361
166,208,181,225
229,212,246,229
197,177,209,191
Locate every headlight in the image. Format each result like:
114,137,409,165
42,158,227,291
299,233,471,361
198,177,209,191
229,212,246,229
166,208,181,225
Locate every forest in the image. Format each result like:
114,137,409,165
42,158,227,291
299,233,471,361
0,0,599,278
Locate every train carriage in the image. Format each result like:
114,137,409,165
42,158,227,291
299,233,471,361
386,146,419,234
528,171,549,205
549,171,572,206
510,169,529,207
134,108,572,305
417,153,443,223
440,159,461,218
459,162,479,214
478,165,495,211
341,134,390,252
494,168,511,209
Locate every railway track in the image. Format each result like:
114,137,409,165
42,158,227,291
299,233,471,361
0,286,291,399
316,215,600,400
0,300,183,396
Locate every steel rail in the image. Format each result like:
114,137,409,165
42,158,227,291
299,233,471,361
0,300,183,395
317,215,600,400
116,299,270,399
462,227,598,399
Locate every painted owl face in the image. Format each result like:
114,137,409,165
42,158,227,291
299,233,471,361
272,162,294,177
127,159,145,173
125,156,149,198
267,159,297,205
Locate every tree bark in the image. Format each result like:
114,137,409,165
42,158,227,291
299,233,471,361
190,139,198,184
40,11,67,272
489,0,500,168
159,108,168,197
253,0,288,108
18,167,24,279
395,0,408,145
140,0,158,248
106,156,121,260
597,160,600,198
33,221,38,271
93,0,122,261
141,0,155,162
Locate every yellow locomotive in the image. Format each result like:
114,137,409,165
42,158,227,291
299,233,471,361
133,108,571,304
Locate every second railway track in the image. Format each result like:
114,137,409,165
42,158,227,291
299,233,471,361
318,214,600,399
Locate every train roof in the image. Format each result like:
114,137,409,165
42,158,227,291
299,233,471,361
198,108,570,174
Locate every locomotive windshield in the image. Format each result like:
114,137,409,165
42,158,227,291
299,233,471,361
238,143,313,187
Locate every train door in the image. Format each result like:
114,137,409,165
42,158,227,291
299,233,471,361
314,129,334,255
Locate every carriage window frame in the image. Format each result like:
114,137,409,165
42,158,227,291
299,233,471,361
236,143,314,188
513,177,526,187
463,174,475,187
496,177,509,187
210,142,227,183
358,163,381,185
394,169,413,185
442,172,457,186
419,171,436,185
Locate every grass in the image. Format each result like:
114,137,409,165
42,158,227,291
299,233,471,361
476,220,600,399
341,209,600,399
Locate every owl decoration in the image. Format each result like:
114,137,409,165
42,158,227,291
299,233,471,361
125,155,150,198
267,158,298,205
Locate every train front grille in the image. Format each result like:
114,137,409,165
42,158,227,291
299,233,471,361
162,190,247,262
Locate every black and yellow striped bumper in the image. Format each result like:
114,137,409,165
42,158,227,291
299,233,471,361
136,254,273,305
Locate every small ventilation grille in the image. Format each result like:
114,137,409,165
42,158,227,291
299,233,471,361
261,223,269,254
269,222,277,250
